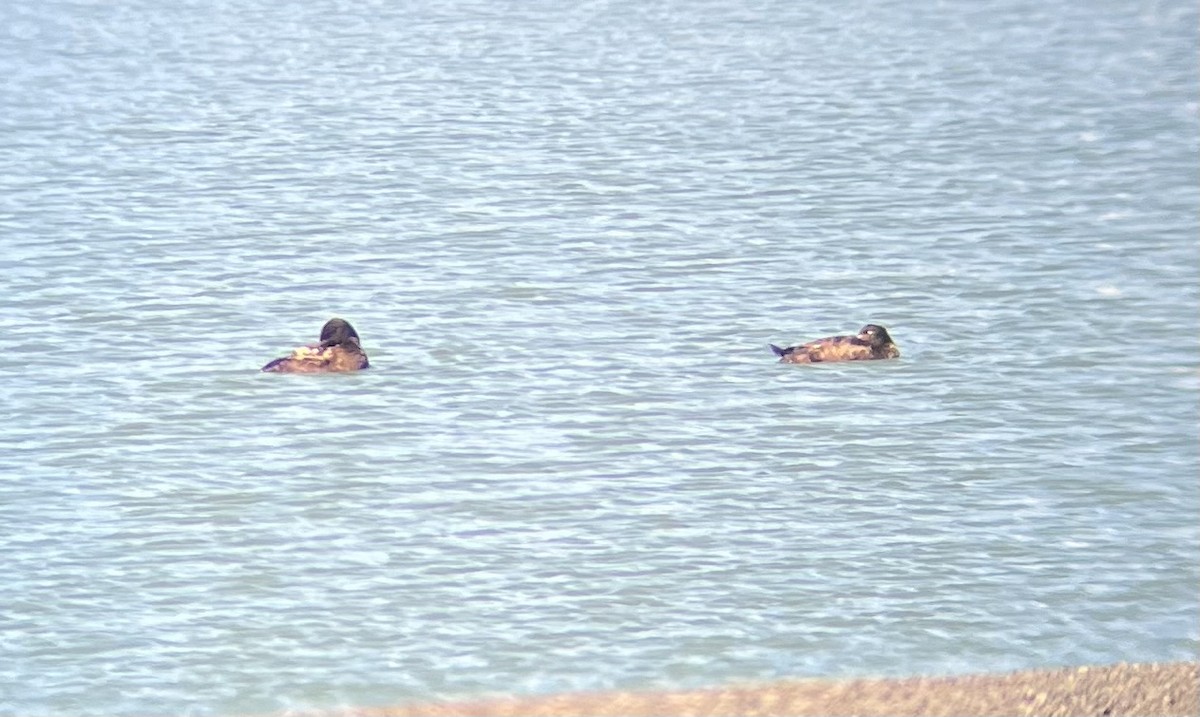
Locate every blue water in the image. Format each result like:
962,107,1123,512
1,0,1197,714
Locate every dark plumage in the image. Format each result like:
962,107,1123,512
770,324,900,364
261,318,370,373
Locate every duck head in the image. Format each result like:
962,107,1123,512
857,324,894,347
318,318,362,348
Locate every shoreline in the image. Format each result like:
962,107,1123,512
326,661,1198,717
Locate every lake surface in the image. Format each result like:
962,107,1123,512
1,0,1197,714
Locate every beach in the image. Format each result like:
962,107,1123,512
338,662,1198,717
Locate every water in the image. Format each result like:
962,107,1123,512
1,0,1197,714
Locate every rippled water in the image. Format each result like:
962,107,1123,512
2,0,1197,714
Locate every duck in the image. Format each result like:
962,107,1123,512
261,318,370,373
770,324,899,364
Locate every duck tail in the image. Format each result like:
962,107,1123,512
769,343,789,357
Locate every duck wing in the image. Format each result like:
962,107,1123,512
261,344,333,372
809,336,873,362
773,335,872,363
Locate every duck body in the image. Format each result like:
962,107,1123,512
261,318,370,373
770,324,899,364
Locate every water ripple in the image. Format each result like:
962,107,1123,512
1,0,1197,714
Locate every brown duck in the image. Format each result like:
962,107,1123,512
770,324,899,364
261,318,370,373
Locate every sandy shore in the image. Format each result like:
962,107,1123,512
327,661,1197,717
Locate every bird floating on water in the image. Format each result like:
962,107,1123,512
261,318,370,373
770,324,900,364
